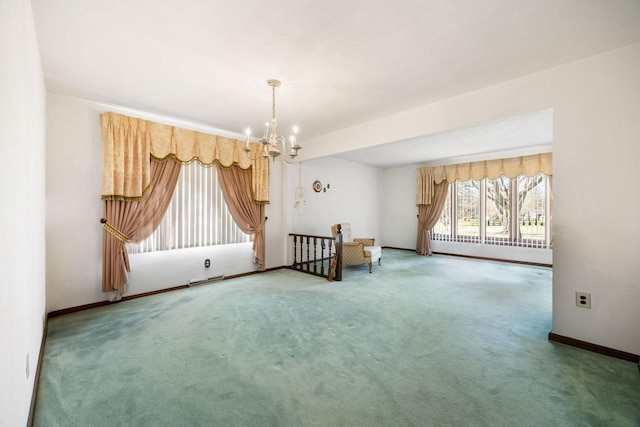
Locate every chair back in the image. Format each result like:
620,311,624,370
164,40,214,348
331,223,353,242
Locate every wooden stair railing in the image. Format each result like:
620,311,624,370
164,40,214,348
289,230,342,281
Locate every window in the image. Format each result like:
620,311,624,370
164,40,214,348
433,189,452,238
127,162,251,254
516,174,549,249
485,176,511,244
456,179,480,242
433,173,551,249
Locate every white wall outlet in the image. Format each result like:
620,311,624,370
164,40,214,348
576,291,591,309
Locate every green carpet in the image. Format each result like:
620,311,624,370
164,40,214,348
34,250,640,426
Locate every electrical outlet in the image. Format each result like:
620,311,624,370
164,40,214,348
204,259,211,268
576,291,591,309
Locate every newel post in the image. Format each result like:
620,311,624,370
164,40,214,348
335,224,343,281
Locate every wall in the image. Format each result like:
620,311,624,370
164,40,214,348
381,165,420,248
46,94,287,312
0,0,47,425
302,43,640,356
289,157,383,240
381,163,553,265
126,244,254,293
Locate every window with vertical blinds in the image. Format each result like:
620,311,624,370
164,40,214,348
127,162,251,254
433,173,551,249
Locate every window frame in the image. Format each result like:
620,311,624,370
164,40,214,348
432,173,551,249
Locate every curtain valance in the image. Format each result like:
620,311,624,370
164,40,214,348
417,152,552,205
100,111,270,203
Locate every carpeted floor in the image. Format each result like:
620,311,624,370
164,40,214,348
34,250,640,426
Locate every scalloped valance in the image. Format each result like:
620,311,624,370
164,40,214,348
417,152,552,205
100,111,270,203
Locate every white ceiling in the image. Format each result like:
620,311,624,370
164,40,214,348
31,0,640,167
335,109,554,168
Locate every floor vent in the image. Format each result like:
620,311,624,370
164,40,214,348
187,276,224,287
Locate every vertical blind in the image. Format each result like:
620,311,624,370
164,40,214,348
456,179,481,242
432,174,551,249
127,162,250,254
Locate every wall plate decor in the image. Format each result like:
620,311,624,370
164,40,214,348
313,180,322,192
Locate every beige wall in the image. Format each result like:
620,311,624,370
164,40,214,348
0,0,47,425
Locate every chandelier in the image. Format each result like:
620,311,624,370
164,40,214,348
243,79,301,163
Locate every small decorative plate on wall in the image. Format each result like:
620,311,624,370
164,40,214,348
313,180,322,192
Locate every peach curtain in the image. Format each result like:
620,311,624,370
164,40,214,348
416,182,449,256
217,165,267,270
416,167,435,206
102,157,181,295
100,111,270,203
416,153,552,205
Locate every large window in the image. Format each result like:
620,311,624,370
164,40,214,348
433,173,551,249
127,162,251,254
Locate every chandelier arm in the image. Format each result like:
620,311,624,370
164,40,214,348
243,149,258,161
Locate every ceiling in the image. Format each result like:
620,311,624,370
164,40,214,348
336,109,553,168
31,0,640,167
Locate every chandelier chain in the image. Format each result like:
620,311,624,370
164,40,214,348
272,85,276,120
